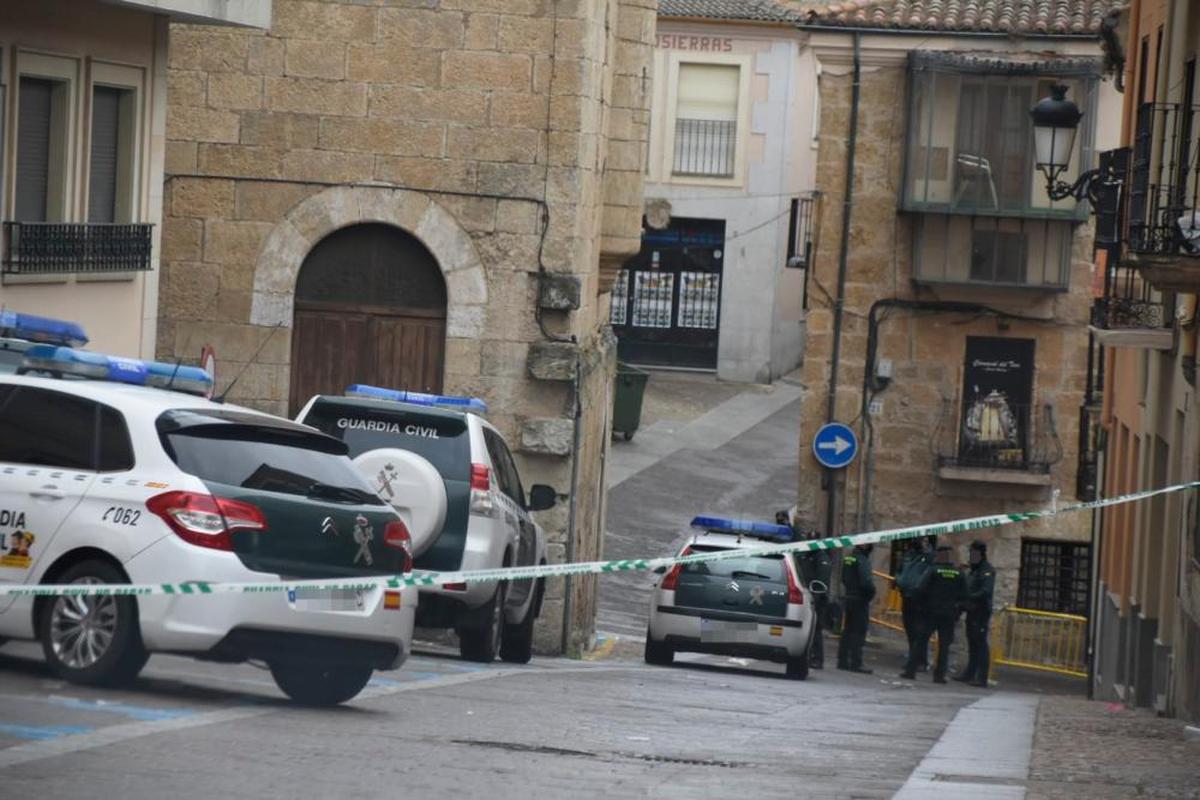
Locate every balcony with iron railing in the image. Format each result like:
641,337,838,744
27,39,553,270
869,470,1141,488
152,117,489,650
2,221,154,276
1125,102,1200,291
932,397,1063,486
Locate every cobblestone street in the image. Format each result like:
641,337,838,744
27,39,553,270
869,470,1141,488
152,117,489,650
1028,696,1200,799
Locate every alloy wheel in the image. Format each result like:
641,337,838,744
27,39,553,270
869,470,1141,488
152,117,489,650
48,577,119,670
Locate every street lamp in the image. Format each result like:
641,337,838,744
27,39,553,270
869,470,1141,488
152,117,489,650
1029,83,1113,203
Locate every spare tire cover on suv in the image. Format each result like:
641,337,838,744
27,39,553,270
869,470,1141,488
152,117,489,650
353,449,447,556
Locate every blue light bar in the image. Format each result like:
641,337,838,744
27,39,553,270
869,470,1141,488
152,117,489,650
690,516,797,542
0,311,88,347
21,345,214,397
345,384,488,413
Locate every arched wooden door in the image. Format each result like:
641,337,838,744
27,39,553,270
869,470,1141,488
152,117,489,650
288,223,446,416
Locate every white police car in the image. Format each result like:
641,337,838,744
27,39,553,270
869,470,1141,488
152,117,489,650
296,385,555,664
645,517,816,679
0,337,417,706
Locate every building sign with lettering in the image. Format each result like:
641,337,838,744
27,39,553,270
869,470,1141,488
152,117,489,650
657,34,733,52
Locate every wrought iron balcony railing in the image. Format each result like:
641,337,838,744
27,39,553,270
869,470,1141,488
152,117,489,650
672,118,737,178
1127,102,1200,257
932,398,1063,475
2,222,154,275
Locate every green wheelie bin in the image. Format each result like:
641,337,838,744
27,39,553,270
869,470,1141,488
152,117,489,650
612,362,648,441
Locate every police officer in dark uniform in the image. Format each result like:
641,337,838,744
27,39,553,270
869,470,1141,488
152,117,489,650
795,530,832,670
954,540,995,688
897,536,935,671
900,545,966,683
837,542,876,674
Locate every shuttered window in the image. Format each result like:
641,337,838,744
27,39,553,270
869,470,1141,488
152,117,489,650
16,77,53,222
673,64,739,178
88,86,123,224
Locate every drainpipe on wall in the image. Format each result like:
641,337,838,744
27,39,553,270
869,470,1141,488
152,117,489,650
561,356,584,655
823,32,862,537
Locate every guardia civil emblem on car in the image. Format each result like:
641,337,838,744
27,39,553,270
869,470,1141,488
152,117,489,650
353,514,375,566
375,463,398,502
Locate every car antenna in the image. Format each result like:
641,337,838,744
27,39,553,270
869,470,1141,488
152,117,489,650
164,357,185,391
214,321,283,404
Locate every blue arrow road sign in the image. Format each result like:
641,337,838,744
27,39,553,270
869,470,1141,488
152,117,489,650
812,422,858,469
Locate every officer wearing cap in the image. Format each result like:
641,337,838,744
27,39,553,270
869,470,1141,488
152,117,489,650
900,545,966,683
837,542,876,674
954,540,995,688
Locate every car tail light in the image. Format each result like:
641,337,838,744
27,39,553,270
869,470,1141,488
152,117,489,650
443,582,468,591
146,491,266,552
786,562,805,605
660,547,691,591
383,520,413,573
469,463,494,516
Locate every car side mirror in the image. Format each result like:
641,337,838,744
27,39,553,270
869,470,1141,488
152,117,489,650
527,484,558,512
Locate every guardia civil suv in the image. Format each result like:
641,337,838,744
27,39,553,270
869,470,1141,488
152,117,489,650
645,517,816,679
297,385,555,664
0,337,417,706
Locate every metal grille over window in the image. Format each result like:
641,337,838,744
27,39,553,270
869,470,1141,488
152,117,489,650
673,63,738,178
786,193,818,269
2,221,153,274
610,269,630,326
631,271,674,328
676,272,719,329
1017,540,1092,615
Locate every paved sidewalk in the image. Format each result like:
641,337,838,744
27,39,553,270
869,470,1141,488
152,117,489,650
607,368,803,488
1026,696,1200,799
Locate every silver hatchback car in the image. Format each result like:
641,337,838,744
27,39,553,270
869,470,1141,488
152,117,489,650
645,517,817,679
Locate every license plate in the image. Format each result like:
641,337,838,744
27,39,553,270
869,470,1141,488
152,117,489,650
700,619,757,643
287,588,365,611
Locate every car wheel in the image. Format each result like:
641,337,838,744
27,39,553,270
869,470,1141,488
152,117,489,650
269,662,373,706
459,584,505,663
500,588,538,665
643,629,674,666
786,648,810,681
38,559,148,687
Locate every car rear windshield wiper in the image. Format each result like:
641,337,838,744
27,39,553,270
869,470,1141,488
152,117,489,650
306,482,380,505
730,570,775,580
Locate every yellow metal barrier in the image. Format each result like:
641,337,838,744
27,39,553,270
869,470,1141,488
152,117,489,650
990,605,1088,678
870,570,905,633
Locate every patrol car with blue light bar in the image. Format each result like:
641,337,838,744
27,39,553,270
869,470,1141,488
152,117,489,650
644,515,816,679
0,354,419,705
0,311,89,373
19,344,216,397
295,384,556,664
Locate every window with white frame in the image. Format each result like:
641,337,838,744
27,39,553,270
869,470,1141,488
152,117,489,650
673,63,739,178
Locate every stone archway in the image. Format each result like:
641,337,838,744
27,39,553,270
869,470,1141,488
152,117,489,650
248,187,488,410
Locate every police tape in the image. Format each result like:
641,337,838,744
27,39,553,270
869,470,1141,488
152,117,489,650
4,480,1199,598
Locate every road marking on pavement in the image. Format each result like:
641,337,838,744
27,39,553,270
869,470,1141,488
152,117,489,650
0,663,649,770
41,696,196,722
893,693,1037,800
0,723,92,742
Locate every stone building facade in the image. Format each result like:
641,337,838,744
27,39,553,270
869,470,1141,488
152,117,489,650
156,0,655,654
796,2,1122,610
